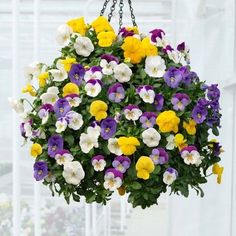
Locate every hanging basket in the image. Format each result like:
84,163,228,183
9,0,223,208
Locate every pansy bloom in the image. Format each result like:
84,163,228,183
163,167,178,185
33,161,48,181
54,98,71,118
91,155,106,171
100,117,117,140
104,168,123,191
123,105,142,121
85,79,102,97
100,54,119,75
112,156,131,173
38,103,53,124
171,93,190,111
108,83,125,103
180,146,202,166
139,112,157,129
65,94,81,107
48,135,64,157
68,63,85,86
55,149,74,165
137,85,155,104
84,66,103,82
164,67,182,88
154,94,164,111
150,148,169,165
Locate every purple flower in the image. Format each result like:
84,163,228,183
177,42,186,52
179,66,198,86
171,93,190,111
112,156,131,173
180,145,197,154
48,135,64,157
163,45,174,54
119,27,135,37
69,63,85,86
163,67,182,88
20,120,32,138
108,83,125,103
101,117,117,140
104,168,123,191
150,148,169,165
212,142,222,156
207,84,220,101
139,112,157,128
91,155,106,171
136,85,155,104
105,168,123,179
154,94,164,111
84,66,102,82
165,167,178,177
149,29,165,43
101,54,119,64
33,161,48,181
54,98,71,118
191,105,208,124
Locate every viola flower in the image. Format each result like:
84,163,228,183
67,17,87,35
21,84,36,96
207,84,220,101
97,31,116,47
89,100,108,121
91,155,106,172
179,66,198,86
68,63,85,86
139,112,157,128
54,98,71,118
56,117,67,133
183,119,197,135
154,94,164,111
101,117,117,140
33,161,48,181
212,163,224,184
142,128,161,147
30,143,42,158
156,110,180,133
49,68,67,82
84,66,103,82
108,83,125,103
62,82,79,97
62,161,85,185
123,105,142,121
55,150,74,165
136,156,155,180
38,103,53,124
117,136,140,155
174,133,187,150
166,134,175,150
114,63,132,83
58,57,76,72
91,16,114,34
208,139,223,156
119,26,138,38
100,54,119,75
20,120,33,138
65,94,82,107
74,36,94,57
149,29,166,46
145,56,166,78
150,148,169,165
8,97,27,118
137,85,155,104
191,105,208,124
66,111,83,130
171,93,190,111
48,135,64,157
85,79,102,97
180,146,201,165
40,86,59,105
104,168,123,191
112,156,131,173
142,37,158,57
163,167,178,185
108,138,123,156
163,67,182,88
56,24,72,46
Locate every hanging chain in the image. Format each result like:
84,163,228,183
108,0,118,22
119,0,124,30
127,0,137,27
100,0,111,16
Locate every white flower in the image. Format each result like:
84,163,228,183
114,63,132,83
65,95,82,107
163,171,177,185
56,118,68,133
92,159,106,172
100,59,117,75
66,111,83,130
181,150,201,165
142,128,161,147
24,62,42,81
166,135,175,150
196,156,204,167
62,161,85,185
40,86,59,105
138,88,155,104
85,80,102,97
108,138,122,155
74,36,94,57
55,152,74,165
145,56,166,78
103,172,122,191
24,122,33,138
124,108,142,121
84,69,103,82
167,50,181,64
49,69,67,82
56,24,72,46
87,126,101,137
79,133,99,154
38,109,50,125
8,97,28,119
156,37,169,48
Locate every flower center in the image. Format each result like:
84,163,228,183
38,170,43,175
105,128,110,133
52,145,57,151
60,108,64,113
170,77,175,82
108,179,115,188
197,113,202,119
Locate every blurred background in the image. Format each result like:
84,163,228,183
0,0,235,235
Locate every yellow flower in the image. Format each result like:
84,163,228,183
59,58,76,72
97,31,116,47
142,37,158,56
136,156,155,180
212,163,224,184
62,83,79,97
91,16,114,34
174,133,187,150
22,84,36,96
67,17,87,35
38,72,49,88
89,100,108,121
126,26,139,34
117,137,140,155
183,119,197,135
121,36,145,64
30,143,42,158
156,110,180,133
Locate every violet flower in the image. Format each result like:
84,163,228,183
171,93,190,111
150,148,169,165
54,98,71,118
101,117,117,140
104,168,123,191
191,105,208,124
149,29,165,43
33,161,48,181
154,94,164,111
112,156,131,173
108,83,125,103
68,63,85,86
207,84,220,101
139,112,157,129
163,67,182,88
119,27,135,37
48,135,64,157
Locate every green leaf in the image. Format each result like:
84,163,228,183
131,182,142,190
64,135,75,146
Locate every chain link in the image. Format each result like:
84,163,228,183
128,0,137,27
119,0,124,30
108,0,118,22
100,0,111,16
